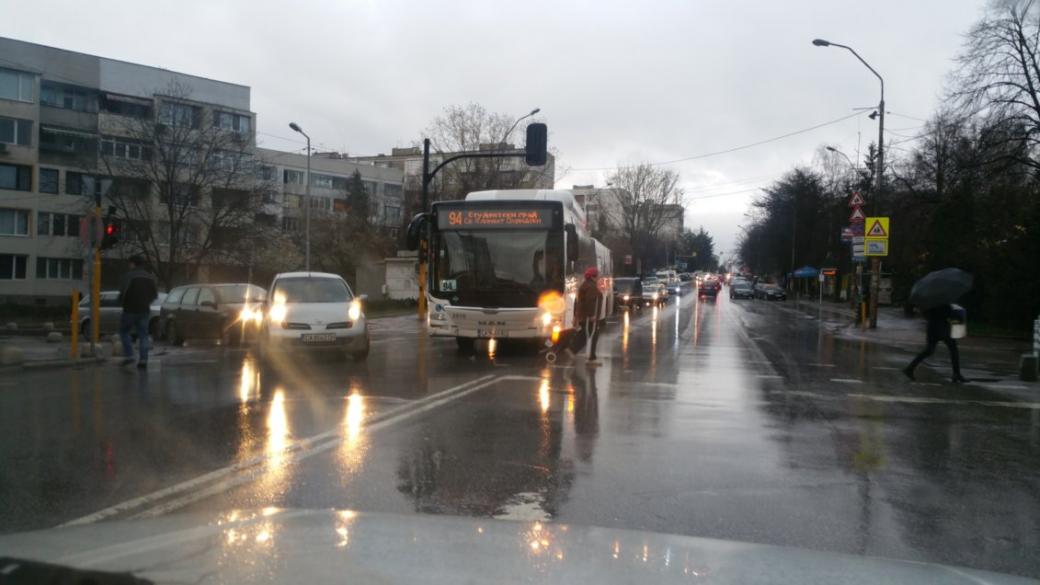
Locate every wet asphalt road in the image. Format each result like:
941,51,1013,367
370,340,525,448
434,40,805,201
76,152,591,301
2,287,1039,578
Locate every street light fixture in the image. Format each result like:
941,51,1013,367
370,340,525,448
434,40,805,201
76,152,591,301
501,107,541,145
813,37,885,329
289,122,312,271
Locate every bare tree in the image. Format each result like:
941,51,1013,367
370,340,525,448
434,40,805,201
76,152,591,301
99,82,274,288
951,0,1040,170
603,164,685,272
422,103,552,202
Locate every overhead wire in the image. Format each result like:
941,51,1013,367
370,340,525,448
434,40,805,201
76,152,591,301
570,111,865,171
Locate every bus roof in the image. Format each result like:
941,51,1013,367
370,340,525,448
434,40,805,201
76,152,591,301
465,189,587,231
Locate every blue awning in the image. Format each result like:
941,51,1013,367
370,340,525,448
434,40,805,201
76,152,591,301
793,266,818,278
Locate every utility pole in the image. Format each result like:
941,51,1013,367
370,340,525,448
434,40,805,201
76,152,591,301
289,122,312,271
417,138,431,318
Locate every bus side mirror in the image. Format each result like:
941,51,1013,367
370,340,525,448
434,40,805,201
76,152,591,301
565,224,579,262
406,212,429,251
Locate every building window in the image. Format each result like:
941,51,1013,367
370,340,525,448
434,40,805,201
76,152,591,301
40,126,98,156
39,168,59,194
65,172,104,197
0,117,32,146
159,183,200,207
384,204,402,225
311,174,348,190
0,208,30,236
284,170,305,185
282,216,301,231
362,181,379,196
37,212,80,237
100,138,150,161
257,165,275,181
0,254,28,279
36,257,83,280
0,68,34,103
383,183,403,198
0,164,32,191
40,82,97,113
159,102,197,128
213,111,251,133
100,93,152,118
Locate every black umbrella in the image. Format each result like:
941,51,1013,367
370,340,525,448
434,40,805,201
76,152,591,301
909,268,973,309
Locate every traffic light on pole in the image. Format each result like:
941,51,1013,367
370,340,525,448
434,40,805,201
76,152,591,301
100,219,121,250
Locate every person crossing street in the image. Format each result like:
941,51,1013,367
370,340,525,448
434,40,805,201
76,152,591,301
574,266,604,365
118,255,158,369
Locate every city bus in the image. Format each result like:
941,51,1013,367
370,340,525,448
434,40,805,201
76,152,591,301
409,189,612,351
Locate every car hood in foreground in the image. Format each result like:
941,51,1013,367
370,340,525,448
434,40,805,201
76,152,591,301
0,510,1033,585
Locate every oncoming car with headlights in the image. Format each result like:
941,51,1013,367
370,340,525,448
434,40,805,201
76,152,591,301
259,272,369,361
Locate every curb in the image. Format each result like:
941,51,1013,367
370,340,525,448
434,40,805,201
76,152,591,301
21,357,109,370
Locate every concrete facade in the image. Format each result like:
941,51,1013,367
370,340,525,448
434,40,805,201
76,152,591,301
0,37,256,304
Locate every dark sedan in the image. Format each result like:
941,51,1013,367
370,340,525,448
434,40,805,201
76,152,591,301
161,283,267,345
613,277,644,311
729,283,754,300
756,284,787,301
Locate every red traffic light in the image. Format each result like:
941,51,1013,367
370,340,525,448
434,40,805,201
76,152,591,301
105,224,115,236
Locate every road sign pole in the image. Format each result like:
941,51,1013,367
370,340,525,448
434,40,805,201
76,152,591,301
91,197,102,349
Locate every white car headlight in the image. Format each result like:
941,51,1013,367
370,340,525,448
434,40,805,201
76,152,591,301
268,303,287,324
348,300,362,321
623,294,630,301
541,311,553,327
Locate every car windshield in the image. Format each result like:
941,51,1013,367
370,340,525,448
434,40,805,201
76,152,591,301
271,278,350,303
615,279,640,293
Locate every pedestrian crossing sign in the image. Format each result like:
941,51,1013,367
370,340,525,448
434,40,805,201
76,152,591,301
865,217,889,237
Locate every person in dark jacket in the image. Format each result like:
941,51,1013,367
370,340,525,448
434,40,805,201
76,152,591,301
574,267,603,364
904,304,967,383
118,255,158,368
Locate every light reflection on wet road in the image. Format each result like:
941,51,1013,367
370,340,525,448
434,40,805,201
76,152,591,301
1,289,1039,577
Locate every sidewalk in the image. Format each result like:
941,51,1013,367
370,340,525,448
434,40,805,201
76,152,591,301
785,299,1038,392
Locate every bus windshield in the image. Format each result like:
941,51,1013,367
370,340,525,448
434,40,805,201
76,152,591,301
434,229,563,307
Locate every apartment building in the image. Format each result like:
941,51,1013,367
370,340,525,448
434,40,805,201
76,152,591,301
255,149,405,236
0,36,255,304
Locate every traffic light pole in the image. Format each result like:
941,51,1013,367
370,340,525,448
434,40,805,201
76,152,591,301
91,193,102,350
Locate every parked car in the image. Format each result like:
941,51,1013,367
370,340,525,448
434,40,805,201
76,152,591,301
161,283,267,346
259,272,370,361
79,291,166,338
755,283,787,301
729,282,754,300
613,277,644,311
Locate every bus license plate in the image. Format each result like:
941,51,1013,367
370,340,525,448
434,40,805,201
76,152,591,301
477,329,497,338
301,333,336,343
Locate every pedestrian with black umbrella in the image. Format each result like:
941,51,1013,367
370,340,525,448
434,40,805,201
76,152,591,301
903,268,972,383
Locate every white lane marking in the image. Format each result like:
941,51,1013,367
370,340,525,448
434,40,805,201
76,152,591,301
131,375,539,519
873,366,900,371
829,378,863,384
807,363,837,368
59,374,499,527
756,374,783,379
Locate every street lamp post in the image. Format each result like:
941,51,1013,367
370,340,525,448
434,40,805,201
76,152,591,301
289,122,312,271
814,38,885,329
500,107,540,145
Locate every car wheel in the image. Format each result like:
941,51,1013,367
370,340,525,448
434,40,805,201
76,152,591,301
351,337,371,361
456,337,475,353
168,321,184,346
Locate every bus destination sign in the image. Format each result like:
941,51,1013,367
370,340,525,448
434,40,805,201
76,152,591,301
437,206,555,230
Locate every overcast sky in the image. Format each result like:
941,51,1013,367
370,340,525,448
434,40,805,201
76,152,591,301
2,0,985,259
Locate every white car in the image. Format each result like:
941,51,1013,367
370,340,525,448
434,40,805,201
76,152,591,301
259,272,370,361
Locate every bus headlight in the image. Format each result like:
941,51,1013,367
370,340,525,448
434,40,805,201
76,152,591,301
541,311,553,327
348,300,362,321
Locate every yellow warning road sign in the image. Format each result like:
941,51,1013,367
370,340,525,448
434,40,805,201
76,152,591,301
865,217,889,237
